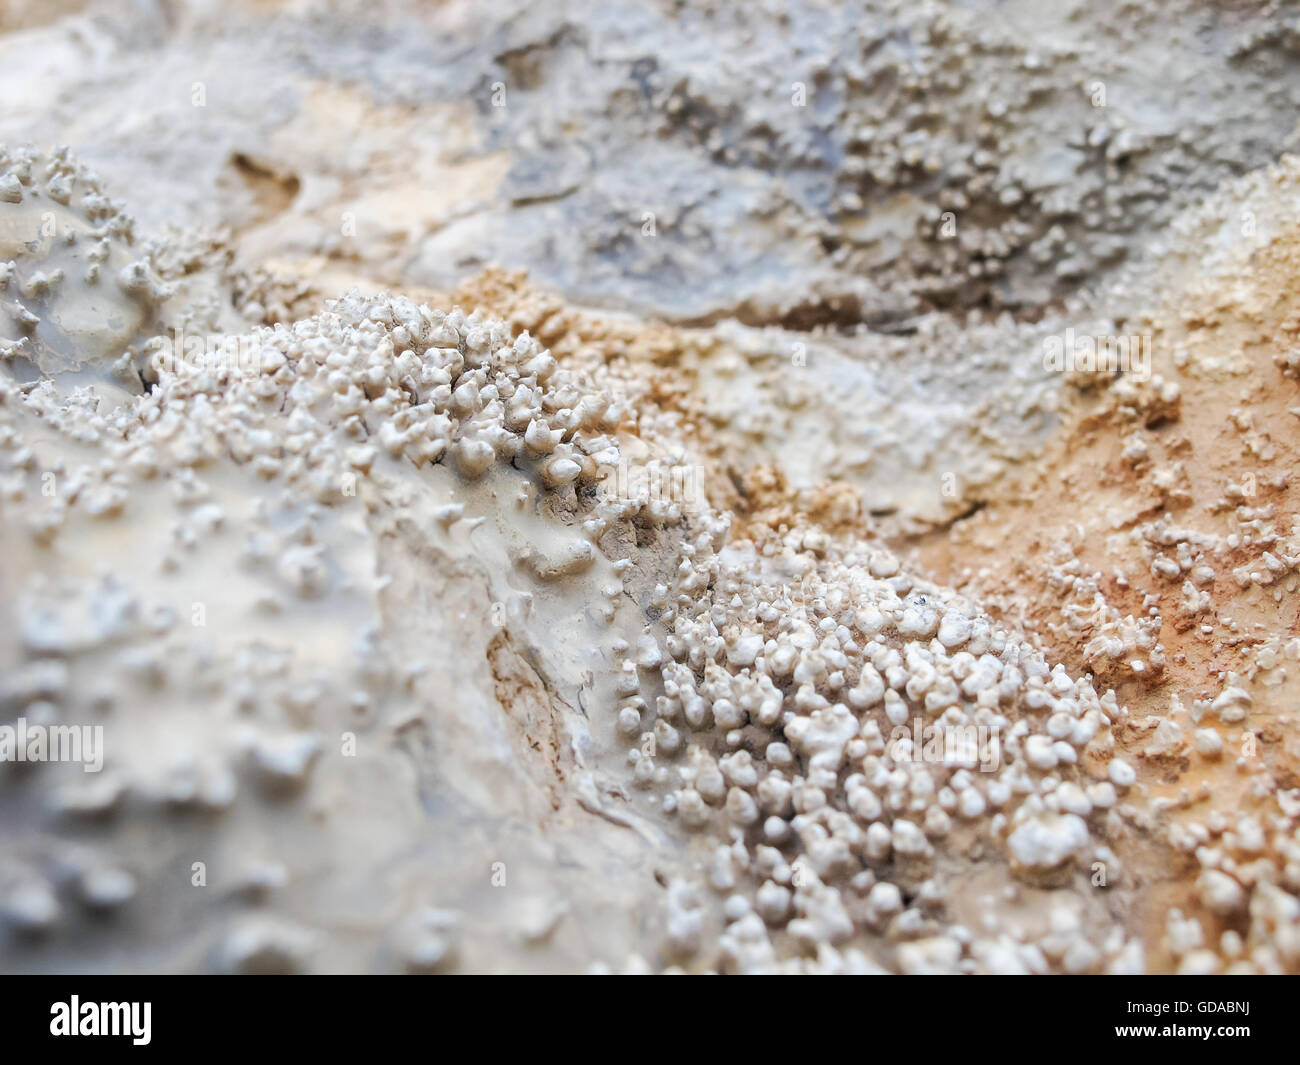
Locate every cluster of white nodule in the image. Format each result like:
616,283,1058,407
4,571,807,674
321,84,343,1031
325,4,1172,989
0,287,680,970
179,291,620,491
39,286,651,502
2,290,662,547
0,145,180,389
626,525,1147,972
1167,798,1300,974
1,286,1150,972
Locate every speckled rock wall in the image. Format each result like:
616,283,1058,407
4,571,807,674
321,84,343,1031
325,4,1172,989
2,1,1300,974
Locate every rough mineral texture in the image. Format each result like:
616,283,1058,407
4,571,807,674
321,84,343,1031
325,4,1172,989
2,0,1300,974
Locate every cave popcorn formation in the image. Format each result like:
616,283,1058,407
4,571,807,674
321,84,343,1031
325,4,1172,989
0,265,1144,971
2,0,1300,975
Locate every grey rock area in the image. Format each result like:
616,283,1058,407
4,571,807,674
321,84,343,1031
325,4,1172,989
7,1,1300,322
3,0,1298,519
